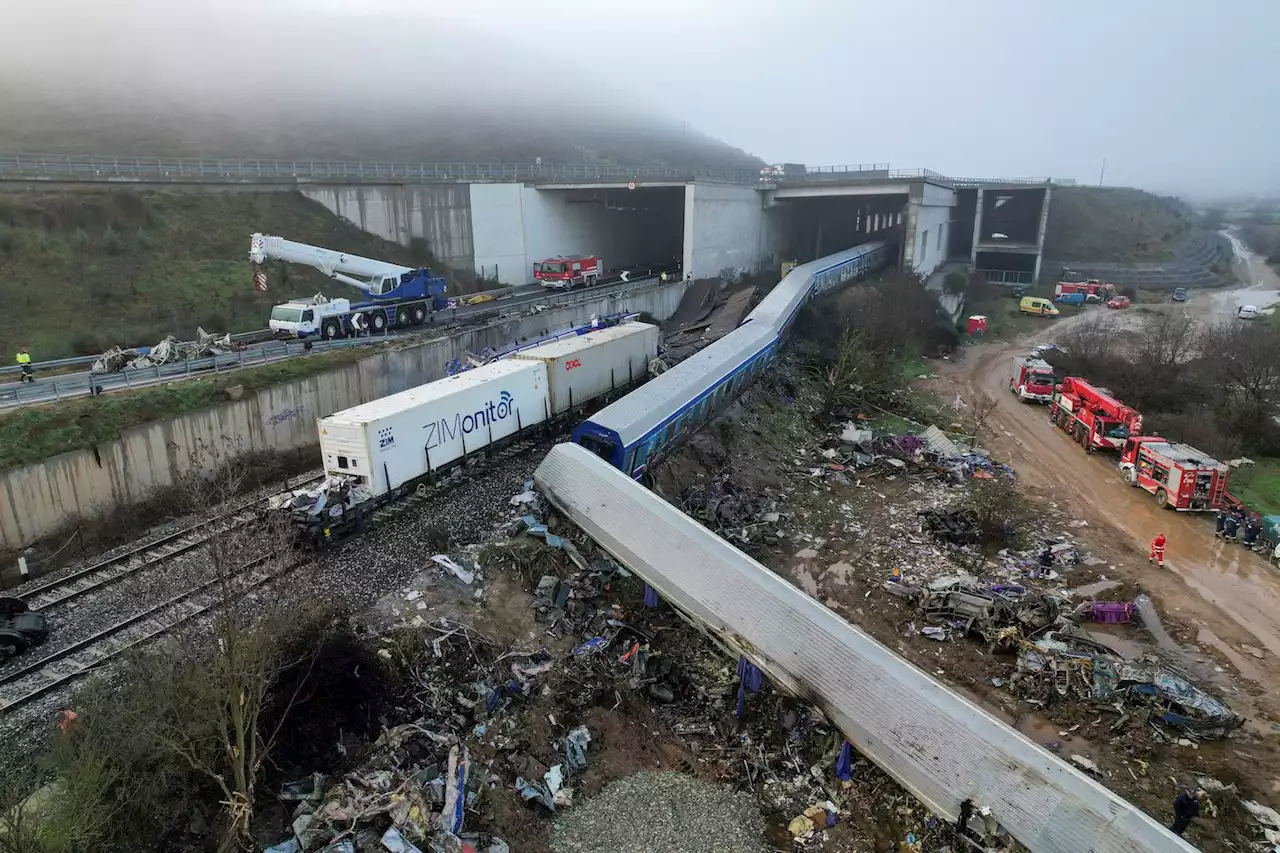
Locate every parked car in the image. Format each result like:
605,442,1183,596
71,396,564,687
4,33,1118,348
1106,296,1132,309
1172,287,1188,302
1031,343,1060,357
1238,305,1260,320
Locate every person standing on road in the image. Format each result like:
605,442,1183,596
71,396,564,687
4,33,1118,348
15,345,33,383
1171,787,1201,837
1214,509,1227,538
1223,513,1240,543
1149,533,1167,567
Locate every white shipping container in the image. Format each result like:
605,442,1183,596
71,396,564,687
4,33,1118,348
317,359,549,497
512,322,659,415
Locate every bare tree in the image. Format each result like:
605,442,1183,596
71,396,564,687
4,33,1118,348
123,439,318,852
812,328,892,420
965,390,999,449
1133,309,1199,384
1056,312,1119,366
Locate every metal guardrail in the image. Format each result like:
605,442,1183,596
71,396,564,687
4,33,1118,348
0,336,382,406
978,269,1036,285
1,154,1081,190
0,276,679,407
0,154,759,186
0,329,272,377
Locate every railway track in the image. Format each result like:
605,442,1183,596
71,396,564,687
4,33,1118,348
0,553,309,712
16,471,324,612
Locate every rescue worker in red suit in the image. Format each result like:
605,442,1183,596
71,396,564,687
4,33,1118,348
1150,533,1167,567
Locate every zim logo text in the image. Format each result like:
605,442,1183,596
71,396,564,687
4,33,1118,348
565,359,582,371
422,391,516,450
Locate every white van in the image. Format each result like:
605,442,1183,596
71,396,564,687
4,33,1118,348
1237,305,1259,320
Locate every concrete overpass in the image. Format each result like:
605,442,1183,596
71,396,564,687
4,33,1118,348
0,154,1057,285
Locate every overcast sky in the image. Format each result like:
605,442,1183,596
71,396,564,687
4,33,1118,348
4,0,1276,197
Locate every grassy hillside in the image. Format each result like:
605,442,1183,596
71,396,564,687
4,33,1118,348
0,189,447,359
1043,187,1192,262
0,94,764,174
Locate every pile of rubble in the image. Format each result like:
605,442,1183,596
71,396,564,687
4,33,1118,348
92,327,236,373
886,570,1242,742
265,481,1041,852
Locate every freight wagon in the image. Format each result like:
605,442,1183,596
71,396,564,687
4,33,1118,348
278,322,659,544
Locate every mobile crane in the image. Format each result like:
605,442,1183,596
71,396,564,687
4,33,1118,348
1048,376,1143,452
250,234,452,339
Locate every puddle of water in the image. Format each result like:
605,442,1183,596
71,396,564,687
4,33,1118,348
1084,625,1145,660
1071,580,1121,598
792,564,820,597
827,561,856,585
1015,712,1101,762
1197,626,1268,685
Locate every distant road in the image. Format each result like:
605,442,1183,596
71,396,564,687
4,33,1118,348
1211,229,1280,320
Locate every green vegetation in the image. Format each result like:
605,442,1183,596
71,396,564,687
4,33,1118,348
1233,458,1280,516
0,345,382,469
965,282,1080,341
1043,186,1192,263
0,189,453,359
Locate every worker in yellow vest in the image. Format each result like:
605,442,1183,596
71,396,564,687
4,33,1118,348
16,345,33,383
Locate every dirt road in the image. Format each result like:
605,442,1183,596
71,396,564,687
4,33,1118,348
952,244,1280,732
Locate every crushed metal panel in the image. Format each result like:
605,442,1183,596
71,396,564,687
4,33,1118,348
921,425,961,457
533,443,1195,853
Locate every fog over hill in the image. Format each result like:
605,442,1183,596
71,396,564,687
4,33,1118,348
0,0,763,170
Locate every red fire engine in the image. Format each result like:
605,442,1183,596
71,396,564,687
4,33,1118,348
1049,376,1142,451
534,255,603,290
1055,275,1115,302
1119,436,1237,511
1008,356,1056,403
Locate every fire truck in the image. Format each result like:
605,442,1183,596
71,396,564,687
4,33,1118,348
1049,376,1143,451
534,255,603,290
1008,356,1056,403
1119,436,1237,511
1055,273,1115,302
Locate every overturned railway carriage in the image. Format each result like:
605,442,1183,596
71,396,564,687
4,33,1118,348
573,241,891,476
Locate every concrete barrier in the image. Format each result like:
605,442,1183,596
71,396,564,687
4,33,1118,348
0,282,686,553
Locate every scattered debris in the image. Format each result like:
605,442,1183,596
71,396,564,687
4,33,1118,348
92,327,236,373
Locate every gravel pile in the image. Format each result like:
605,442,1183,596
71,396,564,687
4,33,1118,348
553,772,770,853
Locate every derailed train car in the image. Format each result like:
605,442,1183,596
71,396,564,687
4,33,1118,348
572,241,891,478
279,322,659,544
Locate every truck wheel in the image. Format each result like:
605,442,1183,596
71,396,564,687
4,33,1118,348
410,305,427,325
322,319,343,340
396,307,411,326
0,597,28,618
1156,488,1170,509
0,628,28,657
1124,467,1138,485
370,312,388,334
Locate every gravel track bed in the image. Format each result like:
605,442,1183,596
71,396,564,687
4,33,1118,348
553,772,770,853
0,445,550,783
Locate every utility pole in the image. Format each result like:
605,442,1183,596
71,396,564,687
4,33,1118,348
1098,158,1107,187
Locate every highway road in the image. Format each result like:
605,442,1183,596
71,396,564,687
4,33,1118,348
0,276,668,408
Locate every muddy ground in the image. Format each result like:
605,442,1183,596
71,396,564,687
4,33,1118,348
647,353,1280,852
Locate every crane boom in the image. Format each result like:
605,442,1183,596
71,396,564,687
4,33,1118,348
252,233,450,339
249,233,413,294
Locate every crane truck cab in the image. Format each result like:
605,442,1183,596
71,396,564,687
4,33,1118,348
1009,357,1055,403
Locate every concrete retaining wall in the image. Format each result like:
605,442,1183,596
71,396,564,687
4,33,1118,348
684,183,770,280
0,283,687,551
301,185,474,272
